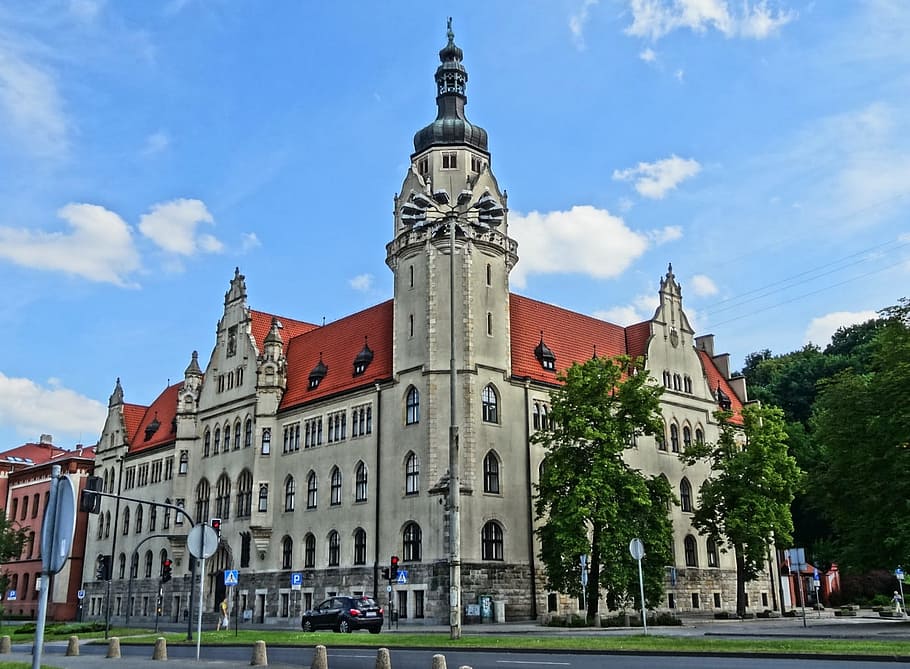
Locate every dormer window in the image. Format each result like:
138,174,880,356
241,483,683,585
309,354,328,390
534,332,556,371
144,417,160,442
716,383,732,410
353,338,374,377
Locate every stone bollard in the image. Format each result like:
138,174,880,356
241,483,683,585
0,636,11,654
250,640,268,667
375,647,391,669
66,636,80,656
458,666,474,669
152,637,167,661
431,654,447,669
311,644,328,669
106,637,121,659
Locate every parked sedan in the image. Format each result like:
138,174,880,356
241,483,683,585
301,595,384,633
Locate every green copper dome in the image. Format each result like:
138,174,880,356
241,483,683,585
413,19,489,156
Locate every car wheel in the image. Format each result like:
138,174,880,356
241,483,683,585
338,618,351,634
302,620,313,632
369,627,381,634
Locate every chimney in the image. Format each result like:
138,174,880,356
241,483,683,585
39,434,54,445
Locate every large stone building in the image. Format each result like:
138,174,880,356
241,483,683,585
81,25,781,626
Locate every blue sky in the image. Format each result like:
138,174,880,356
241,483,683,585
1,1,908,448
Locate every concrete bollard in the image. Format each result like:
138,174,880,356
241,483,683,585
0,636,11,654
431,654,447,669
311,644,328,669
66,636,80,656
106,637,121,659
459,666,473,669
375,647,391,669
250,640,268,666
152,637,167,660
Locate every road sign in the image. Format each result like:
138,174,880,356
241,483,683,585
41,475,77,574
629,538,645,561
396,569,408,584
897,568,905,582
77,590,85,600
386,585,392,592
786,547,805,573
290,572,303,590
188,524,219,559
7,590,16,601
224,569,239,586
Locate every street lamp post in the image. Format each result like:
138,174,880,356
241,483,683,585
400,185,504,639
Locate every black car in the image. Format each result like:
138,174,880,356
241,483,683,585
301,595,384,633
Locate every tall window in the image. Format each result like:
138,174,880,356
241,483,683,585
261,428,271,455
244,418,253,448
203,429,211,457
680,478,693,513
223,422,230,451
330,467,342,506
355,462,368,502
695,427,704,445
405,387,420,424
195,479,211,524
707,538,719,567
684,535,698,567
240,532,251,568
258,484,268,512
236,470,253,517
403,522,422,562
148,506,157,532
532,402,541,430
481,521,504,561
162,499,170,529
683,426,692,450
670,424,680,453
481,384,498,423
328,530,340,566
135,505,143,534
353,528,367,565
122,507,130,535
483,451,500,494
214,426,221,454
216,474,231,519
234,421,242,450
284,476,296,512
405,453,419,495
281,536,293,570
144,551,153,578
304,534,316,568
307,471,318,509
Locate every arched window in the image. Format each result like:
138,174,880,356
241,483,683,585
483,451,500,494
118,553,126,579
680,478,693,512
330,467,342,506
144,550,153,578
281,536,293,570
304,533,316,568
487,312,493,335
135,505,144,533
216,474,231,519
122,507,130,535
481,521,504,561
405,387,420,425
355,462,368,502
96,515,104,540
234,421,242,450
353,528,367,565
482,384,498,423
327,530,340,566
684,376,693,393
405,453,419,495
532,402,541,429
159,549,168,574
261,428,271,455
195,479,211,524
258,484,269,512
663,370,671,388
486,263,491,286
223,422,231,451
673,374,682,391
707,538,719,567
403,522,422,562
684,535,698,567
203,429,211,457
179,451,188,475
148,506,157,532
540,404,549,430
657,423,668,451
104,510,111,538
244,418,253,448
695,427,704,445
670,424,680,453
236,470,253,517
213,426,221,454
163,499,171,529
130,552,139,578
285,476,296,512
307,471,318,509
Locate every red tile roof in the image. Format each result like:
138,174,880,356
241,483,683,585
251,310,319,355
129,383,183,454
122,403,147,443
0,443,68,466
280,301,394,411
625,321,652,360
697,350,744,425
510,293,628,383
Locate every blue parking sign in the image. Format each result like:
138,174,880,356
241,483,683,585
291,572,303,587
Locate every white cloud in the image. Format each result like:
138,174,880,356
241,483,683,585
569,0,600,49
349,273,374,292
690,273,719,296
0,45,68,157
0,203,141,286
139,198,221,255
241,232,261,252
0,372,106,441
675,68,685,82
68,0,105,22
510,205,648,288
649,225,683,244
613,154,702,199
142,130,170,156
805,310,878,347
625,0,795,41
640,47,657,62
594,293,660,325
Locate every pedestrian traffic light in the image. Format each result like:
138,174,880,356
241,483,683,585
210,517,221,537
80,476,103,514
161,558,173,583
381,567,390,580
95,554,111,581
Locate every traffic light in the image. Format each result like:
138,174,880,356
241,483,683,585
80,476,103,514
210,517,222,537
390,555,399,578
95,554,111,581
381,567,390,580
161,558,173,583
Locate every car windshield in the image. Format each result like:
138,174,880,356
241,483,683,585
354,597,377,608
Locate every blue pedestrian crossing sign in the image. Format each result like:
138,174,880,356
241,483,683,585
290,572,303,589
224,569,239,586
396,569,408,585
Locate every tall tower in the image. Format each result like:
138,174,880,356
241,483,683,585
386,21,518,487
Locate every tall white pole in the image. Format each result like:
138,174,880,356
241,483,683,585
196,555,206,659
637,557,648,635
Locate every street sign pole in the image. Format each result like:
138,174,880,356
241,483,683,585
629,538,647,636
896,568,905,616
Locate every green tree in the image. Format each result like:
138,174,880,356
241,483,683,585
683,405,803,616
534,355,674,620
813,299,910,570
0,509,28,600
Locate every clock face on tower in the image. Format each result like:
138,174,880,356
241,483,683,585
670,329,679,348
